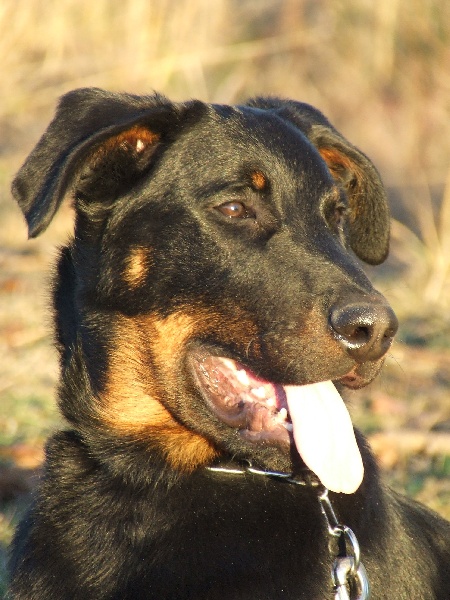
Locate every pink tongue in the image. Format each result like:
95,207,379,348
284,381,364,494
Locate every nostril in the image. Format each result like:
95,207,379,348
330,307,376,346
346,325,372,348
330,302,398,362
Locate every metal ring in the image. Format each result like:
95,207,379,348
354,561,370,600
338,526,361,574
333,558,370,600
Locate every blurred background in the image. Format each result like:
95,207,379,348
0,0,449,591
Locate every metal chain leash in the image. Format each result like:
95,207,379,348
207,463,370,599
318,487,370,600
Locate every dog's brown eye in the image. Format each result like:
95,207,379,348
217,201,253,219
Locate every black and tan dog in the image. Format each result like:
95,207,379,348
8,89,450,599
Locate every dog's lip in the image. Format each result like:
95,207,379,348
337,364,381,389
189,349,369,448
190,353,293,446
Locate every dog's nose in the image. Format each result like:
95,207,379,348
330,301,398,362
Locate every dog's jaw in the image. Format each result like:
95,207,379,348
192,355,293,446
191,354,364,494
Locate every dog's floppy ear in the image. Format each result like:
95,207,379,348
12,87,180,238
310,125,389,265
247,98,390,265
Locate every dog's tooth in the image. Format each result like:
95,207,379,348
278,408,288,421
223,395,234,407
252,386,266,399
236,369,250,386
222,358,237,371
283,423,293,432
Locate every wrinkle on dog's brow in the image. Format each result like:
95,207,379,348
123,246,152,288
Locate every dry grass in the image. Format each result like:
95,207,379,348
1,0,449,594
2,0,449,176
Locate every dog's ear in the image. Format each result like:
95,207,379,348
310,125,389,265
247,98,390,265
12,88,181,238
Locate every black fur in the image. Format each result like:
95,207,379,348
8,89,450,599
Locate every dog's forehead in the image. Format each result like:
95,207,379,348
146,103,335,210
180,102,321,167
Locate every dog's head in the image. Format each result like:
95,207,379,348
13,88,397,491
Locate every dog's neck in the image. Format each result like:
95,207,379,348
206,460,370,599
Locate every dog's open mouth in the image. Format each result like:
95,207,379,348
192,355,364,494
194,355,292,442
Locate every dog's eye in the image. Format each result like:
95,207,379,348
217,201,254,219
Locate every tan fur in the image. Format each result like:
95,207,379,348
99,313,218,471
250,170,267,190
123,247,151,288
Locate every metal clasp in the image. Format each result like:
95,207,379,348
319,488,370,599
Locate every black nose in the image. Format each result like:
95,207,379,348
330,301,398,362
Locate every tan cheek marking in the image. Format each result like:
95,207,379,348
123,247,151,288
150,308,261,370
152,430,219,472
150,311,206,370
250,170,267,190
99,308,261,471
99,314,218,472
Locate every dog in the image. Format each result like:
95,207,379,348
8,88,450,599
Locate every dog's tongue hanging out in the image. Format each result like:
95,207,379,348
195,356,363,494
285,381,364,494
